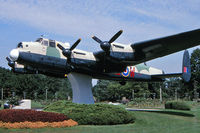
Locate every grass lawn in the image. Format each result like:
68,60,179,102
1,106,200,133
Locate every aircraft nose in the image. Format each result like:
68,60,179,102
9,49,19,61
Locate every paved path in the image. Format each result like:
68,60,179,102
126,108,161,111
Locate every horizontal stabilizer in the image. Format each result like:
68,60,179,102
151,73,182,79
151,50,191,82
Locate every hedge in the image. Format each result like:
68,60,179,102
44,100,135,125
165,101,191,111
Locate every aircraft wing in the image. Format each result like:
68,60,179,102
131,29,200,63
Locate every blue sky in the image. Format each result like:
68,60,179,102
0,0,200,73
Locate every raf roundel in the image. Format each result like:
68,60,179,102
122,67,130,77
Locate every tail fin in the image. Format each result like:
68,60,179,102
182,50,191,82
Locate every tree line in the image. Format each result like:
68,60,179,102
0,68,72,100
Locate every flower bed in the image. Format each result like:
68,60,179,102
0,109,68,123
0,109,78,129
0,119,78,129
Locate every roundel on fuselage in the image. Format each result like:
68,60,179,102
122,67,130,77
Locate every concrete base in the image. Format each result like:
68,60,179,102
12,99,31,109
68,72,94,104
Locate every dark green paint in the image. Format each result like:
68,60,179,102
135,63,150,72
46,47,60,58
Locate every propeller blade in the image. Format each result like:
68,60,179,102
108,30,123,43
6,57,15,68
6,57,11,62
57,44,65,51
70,38,81,51
92,36,103,44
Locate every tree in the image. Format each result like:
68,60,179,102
190,48,200,85
93,80,111,101
185,48,200,99
93,80,149,102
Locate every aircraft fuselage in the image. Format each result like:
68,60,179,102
9,37,163,81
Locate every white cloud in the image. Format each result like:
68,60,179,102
128,1,200,29
1,0,199,41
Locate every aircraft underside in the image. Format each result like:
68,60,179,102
10,51,165,82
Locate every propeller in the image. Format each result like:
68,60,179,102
6,56,15,68
92,30,123,52
6,56,12,62
57,38,81,63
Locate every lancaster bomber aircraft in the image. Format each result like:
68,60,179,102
7,29,200,104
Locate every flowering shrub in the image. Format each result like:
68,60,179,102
0,109,68,123
0,119,78,129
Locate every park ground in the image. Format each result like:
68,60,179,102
0,102,200,133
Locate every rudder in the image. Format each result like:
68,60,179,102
182,50,191,82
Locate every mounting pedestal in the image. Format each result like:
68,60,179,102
68,72,94,104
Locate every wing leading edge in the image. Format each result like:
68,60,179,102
131,29,200,63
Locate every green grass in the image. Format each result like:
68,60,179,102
1,105,200,133
127,98,164,109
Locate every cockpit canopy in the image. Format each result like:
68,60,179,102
17,37,70,49
35,38,56,47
